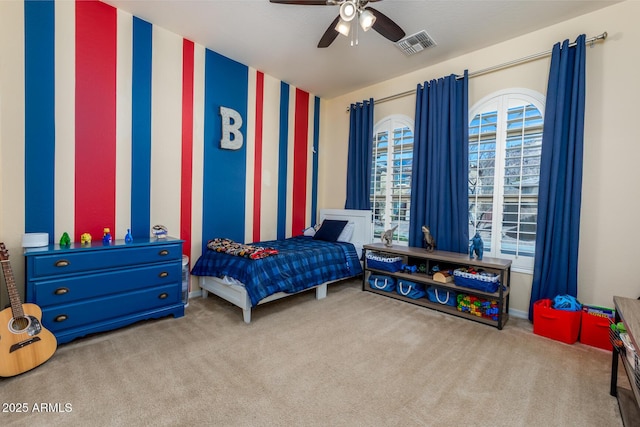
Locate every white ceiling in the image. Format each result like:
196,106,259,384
102,0,619,99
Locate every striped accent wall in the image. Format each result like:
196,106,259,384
19,0,320,272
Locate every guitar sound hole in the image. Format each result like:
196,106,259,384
9,316,30,333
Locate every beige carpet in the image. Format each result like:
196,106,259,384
1,279,624,426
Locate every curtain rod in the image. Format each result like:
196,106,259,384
346,31,607,112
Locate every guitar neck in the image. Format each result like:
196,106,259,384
0,259,25,319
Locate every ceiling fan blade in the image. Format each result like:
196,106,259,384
317,15,340,48
269,0,330,5
368,6,406,42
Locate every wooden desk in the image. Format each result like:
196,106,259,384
610,296,640,426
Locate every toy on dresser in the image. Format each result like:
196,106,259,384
152,225,168,239
102,228,112,244
81,233,92,245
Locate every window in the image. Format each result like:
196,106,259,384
468,89,544,272
370,115,414,245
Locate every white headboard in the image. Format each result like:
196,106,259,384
319,209,373,259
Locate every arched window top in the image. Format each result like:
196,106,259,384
470,88,545,119
374,114,414,131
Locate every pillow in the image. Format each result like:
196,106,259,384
313,220,348,242
337,222,355,242
302,226,316,237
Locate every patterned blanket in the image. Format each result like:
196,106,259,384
192,236,362,306
206,238,278,259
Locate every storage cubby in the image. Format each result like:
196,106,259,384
362,243,512,329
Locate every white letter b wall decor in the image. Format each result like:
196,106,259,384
219,106,243,150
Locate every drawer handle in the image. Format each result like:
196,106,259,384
159,271,169,278
54,287,69,295
54,314,68,322
54,259,70,268
158,292,168,299
158,250,169,256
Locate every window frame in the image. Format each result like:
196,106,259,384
469,88,545,273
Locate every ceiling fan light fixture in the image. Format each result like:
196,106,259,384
335,18,351,36
339,1,357,22
359,9,376,31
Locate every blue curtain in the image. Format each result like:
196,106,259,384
409,72,469,252
529,35,586,320
345,98,374,210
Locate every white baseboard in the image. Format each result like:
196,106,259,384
509,308,528,319
188,290,203,299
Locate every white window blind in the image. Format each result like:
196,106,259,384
468,90,544,272
371,115,414,245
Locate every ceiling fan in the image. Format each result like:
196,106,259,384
269,0,406,48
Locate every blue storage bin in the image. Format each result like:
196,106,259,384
396,279,426,299
426,286,457,307
453,269,500,293
366,252,403,273
368,274,396,292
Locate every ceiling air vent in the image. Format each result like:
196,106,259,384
396,30,436,56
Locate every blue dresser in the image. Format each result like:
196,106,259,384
24,237,185,344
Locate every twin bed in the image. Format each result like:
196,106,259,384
192,209,372,323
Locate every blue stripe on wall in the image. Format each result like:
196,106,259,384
202,49,248,250
276,82,289,240
311,96,320,225
24,0,55,240
130,17,153,238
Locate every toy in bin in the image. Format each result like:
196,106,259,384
457,294,499,321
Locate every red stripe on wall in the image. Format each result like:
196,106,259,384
181,39,195,260
253,72,265,242
75,1,117,242
292,89,309,236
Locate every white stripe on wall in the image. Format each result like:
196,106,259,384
115,9,133,239
54,0,76,240
245,67,257,242
150,26,182,237
285,85,296,237
306,93,315,224
260,73,281,241
0,1,26,300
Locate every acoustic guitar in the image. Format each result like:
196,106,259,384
0,242,57,377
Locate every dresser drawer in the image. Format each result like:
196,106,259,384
31,261,181,306
41,283,181,333
29,243,182,278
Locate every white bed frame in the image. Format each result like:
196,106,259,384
199,209,372,323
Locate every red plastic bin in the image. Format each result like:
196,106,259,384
533,299,581,344
580,305,614,351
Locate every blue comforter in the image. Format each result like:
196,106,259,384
191,236,362,306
